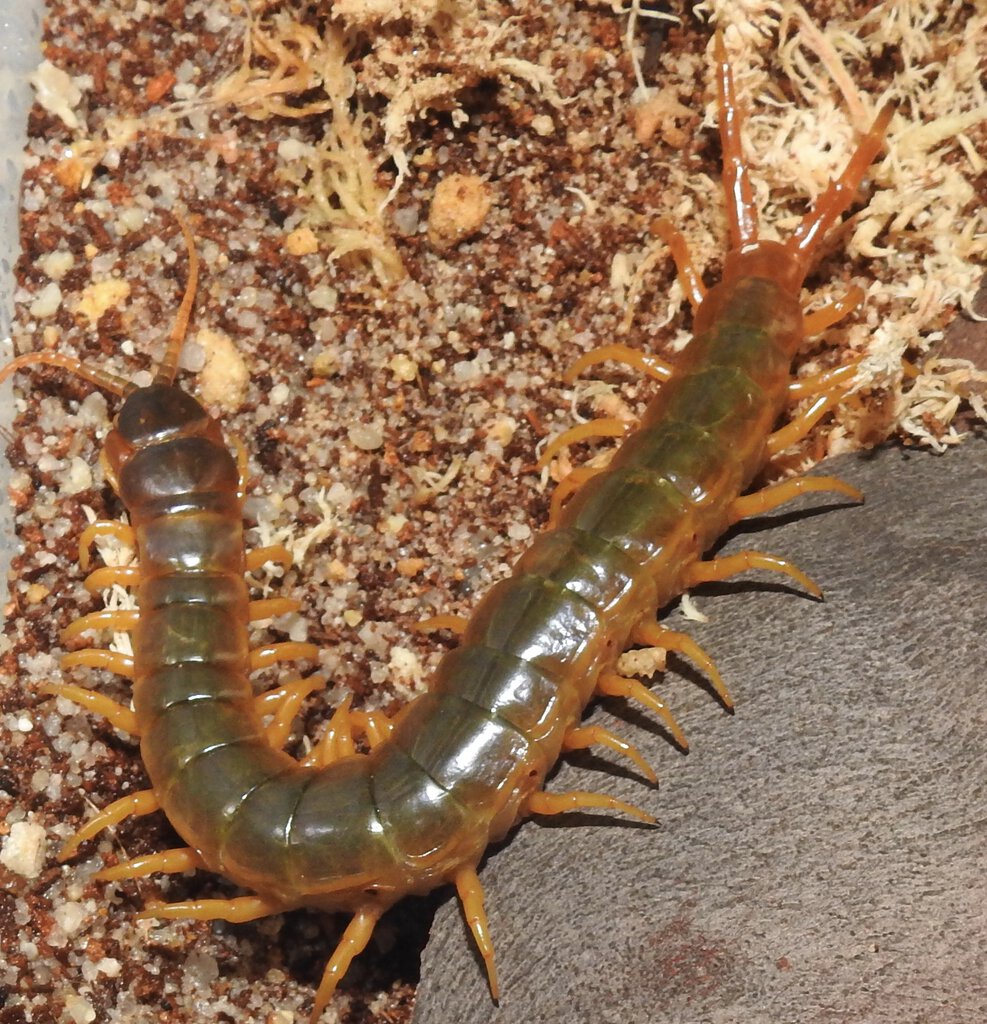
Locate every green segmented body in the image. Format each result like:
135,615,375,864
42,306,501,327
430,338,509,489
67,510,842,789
107,273,800,915
1,30,893,1021
115,275,795,902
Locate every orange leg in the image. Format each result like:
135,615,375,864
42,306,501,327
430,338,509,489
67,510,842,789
549,465,602,527
60,608,139,641
538,418,630,470
304,695,357,767
564,343,673,385
684,550,822,599
96,846,206,882
802,286,865,335
249,641,318,672
139,894,284,925
83,565,139,594
304,697,394,765
525,788,655,825
256,675,326,749
61,648,135,679
654,218,707,310
766,389,847,456
455,867,499,1001
245,544,294,573
562,724,657,783
631,622,733,710
728,475,863,524
349,708,395,748
788,359,860,400
595,671,688,751
310,906,383,1024
78,520,135,571
59,789,160,860
40,682,139,735
414,613,468,635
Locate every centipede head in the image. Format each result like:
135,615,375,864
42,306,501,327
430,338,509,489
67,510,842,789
102,382,226,487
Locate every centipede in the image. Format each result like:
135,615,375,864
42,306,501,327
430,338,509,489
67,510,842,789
1,28,892,1024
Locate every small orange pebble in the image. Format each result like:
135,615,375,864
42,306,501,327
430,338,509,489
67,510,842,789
146,70,177,104
53,156,87,193
427,174,493,250
285,226,319,256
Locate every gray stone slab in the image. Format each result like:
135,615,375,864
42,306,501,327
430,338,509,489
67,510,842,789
414,440,987,1024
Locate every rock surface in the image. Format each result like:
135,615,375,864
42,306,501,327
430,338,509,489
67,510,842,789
415,440,987,1024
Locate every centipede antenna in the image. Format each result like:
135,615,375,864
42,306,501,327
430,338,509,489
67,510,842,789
0,351,133,397
0,212,201,398
153,211,199,387
715,29,758,250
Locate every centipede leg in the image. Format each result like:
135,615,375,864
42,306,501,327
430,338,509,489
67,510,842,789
631,622,733,709
349,708,395,748
83,564,140,593
60,649,135,678
40,682,139,735
139,894,284,925
802,285,865,335
59,789,160,860
245,544,294,573
310,906,382,1024
455,866,500,1000
788,359,860,400
304,695,358,767
562,724,657,782
765,388,847,456
564,343,673,384
525,788,655,825
538,417,630,470
654,218,707,309
96,846,206,882
684,550,822,598
255,675,326,749
249,641,319,671
77,519,135,571
303,696,395,761
595,671,689,751
61,608,139,641
303,694,397,766
414,613,469,635
549,466,602,527
728,475,863,524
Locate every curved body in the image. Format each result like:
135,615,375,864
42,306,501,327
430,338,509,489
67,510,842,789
1,32,892,1023
130,272,801,914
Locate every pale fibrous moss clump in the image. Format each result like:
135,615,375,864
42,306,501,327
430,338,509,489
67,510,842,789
40,0,564,286
208,6,405,284
203,1,563,285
